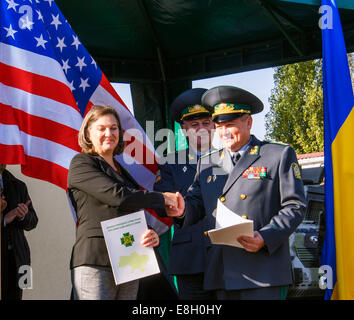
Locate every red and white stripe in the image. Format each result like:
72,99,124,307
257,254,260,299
89,74,159,190
0,43,81,189
0,43,171,234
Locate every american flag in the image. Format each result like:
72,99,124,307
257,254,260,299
0,0,172,234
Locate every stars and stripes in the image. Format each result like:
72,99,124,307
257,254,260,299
0,0,172,234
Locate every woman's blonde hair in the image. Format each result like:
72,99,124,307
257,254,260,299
78,105,125,155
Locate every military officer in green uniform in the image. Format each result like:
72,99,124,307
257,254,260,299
166,86,306,300
154,88,216,299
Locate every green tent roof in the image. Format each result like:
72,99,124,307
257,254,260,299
56,0,354,83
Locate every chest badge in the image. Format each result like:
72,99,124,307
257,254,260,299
182,166,187,173
292,162,302,180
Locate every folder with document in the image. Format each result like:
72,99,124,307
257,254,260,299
206,200,254,248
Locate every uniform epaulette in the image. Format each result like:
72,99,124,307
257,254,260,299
201,147,223,158
264,140,289,146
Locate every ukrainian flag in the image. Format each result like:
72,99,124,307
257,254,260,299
321,0,354,300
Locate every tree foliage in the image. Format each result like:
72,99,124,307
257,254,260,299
265,60,323,154
266,55,354,155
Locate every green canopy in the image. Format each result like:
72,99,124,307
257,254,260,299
56,0,354,82
56,0,354,132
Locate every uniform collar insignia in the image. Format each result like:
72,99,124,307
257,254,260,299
249,145,259,155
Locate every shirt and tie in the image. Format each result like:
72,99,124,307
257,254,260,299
229,139,251,166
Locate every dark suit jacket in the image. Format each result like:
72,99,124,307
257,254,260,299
1,169,38,270
67,153,166,269
183,136,307,290
154,148,210,275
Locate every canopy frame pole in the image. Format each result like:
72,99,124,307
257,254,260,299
137,0,172,131
259,0,304,57
262,0,305,33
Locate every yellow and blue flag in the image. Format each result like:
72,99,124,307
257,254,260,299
321,0,354,300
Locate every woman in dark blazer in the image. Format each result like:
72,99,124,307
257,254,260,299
68,105,177,300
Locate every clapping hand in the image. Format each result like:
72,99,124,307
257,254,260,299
1,196,7,212
4,200,31,225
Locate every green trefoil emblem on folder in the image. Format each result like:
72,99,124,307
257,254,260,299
121,232,135,247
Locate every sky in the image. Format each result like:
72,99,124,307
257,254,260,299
111,67,275,147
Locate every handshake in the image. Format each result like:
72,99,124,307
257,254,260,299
162,192,185,217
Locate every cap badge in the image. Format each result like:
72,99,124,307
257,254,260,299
214,103,235,114
180,104,209,120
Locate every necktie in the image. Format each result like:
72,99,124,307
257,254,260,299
232,152,241,166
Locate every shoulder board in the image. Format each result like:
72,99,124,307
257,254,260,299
201,147,224,158
264,140,289,146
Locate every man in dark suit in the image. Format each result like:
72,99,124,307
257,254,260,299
1,164,38,300
167,86,306,299
154,88,216,299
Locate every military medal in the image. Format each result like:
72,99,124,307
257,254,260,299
242,168,249,178
207,176,212,183
155,170,161,183
248,167,257,179
183,166,187,173
260,166,267,178
242,166,267,179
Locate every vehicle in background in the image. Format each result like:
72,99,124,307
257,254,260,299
287,152,325,300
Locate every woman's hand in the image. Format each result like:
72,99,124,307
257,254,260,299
163,192,185,217
163,192,178,208
141,229,160,248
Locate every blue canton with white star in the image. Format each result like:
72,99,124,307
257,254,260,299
0,0,102,116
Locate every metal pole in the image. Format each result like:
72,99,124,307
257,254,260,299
137,0,173,152
259,0,304,57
